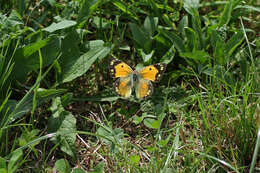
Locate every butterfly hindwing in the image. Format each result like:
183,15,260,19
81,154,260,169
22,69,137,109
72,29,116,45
114,77,132,98
135,78,153,99
137,63,166,82
109,58,133,78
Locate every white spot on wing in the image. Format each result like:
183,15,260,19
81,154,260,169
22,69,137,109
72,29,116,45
160,66,164,70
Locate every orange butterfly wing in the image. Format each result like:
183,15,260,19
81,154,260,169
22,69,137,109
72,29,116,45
109,58,133,78
109,58,133,98
138,64,166,82
114,77,132,98
135,78,153,99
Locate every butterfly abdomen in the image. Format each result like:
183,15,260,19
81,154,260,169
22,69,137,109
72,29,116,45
133,73,138,82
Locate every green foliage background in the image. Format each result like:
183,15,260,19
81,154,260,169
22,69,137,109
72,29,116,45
0,0,259,172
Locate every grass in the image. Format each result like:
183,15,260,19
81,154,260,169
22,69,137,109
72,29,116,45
0,0,260,172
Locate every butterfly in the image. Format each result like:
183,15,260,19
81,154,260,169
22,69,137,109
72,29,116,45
109,58,166,99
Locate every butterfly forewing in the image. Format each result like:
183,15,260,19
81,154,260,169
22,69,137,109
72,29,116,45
137,63,166,82
109,58,133,78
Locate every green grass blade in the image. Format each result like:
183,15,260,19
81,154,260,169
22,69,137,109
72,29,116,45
240,17,255,70
31,48,43,118
163,125,180,170
198,152,239,173
218,1,232,27
249,127,260,173
111,0,138,21
234,5,260,13
225,30,244,57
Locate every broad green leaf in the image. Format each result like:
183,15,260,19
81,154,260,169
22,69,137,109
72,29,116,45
158,139,169,148
11,49,30,82
89,161,104,173
96,127,124,145
58,31,80,81
23,37,53,57
211,30,226,65
74,88,119,102
47,97,77,158
7,149,23,173
138,49,154,63
178,15,188,34
143,16,158,38
61,92,73,107
240,59,248,79
129,155,140,165
132,115,144,125
147,0,160,17
129,23,151,52
17,0,26,16
210,29,222,50
225,31,244,57
180,50,210,64
143,118,160,129
214,40,225,65
77,0,101,24
43,20,76,33
218,1,232,27
162,14,176,28
72,168,86,173
15,133,56,152
18,129,40,148
184,0,199,14
184,27,198,51
0,157,6,173
190,8,203,49
153,31,172,49
47,0,56,6
55,159,71,173
37,37,60,67
161,45,175,64
3,10,23,28
231,0,243,8
11,36,59,82
59,39,113,83
92,16,111,29
132,113,152,125
0,168,7,173
203,65,234,86
8,88,66,124
160,29,185,53
183,0,203,49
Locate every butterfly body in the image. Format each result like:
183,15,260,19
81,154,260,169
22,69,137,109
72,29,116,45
109,58,166,99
